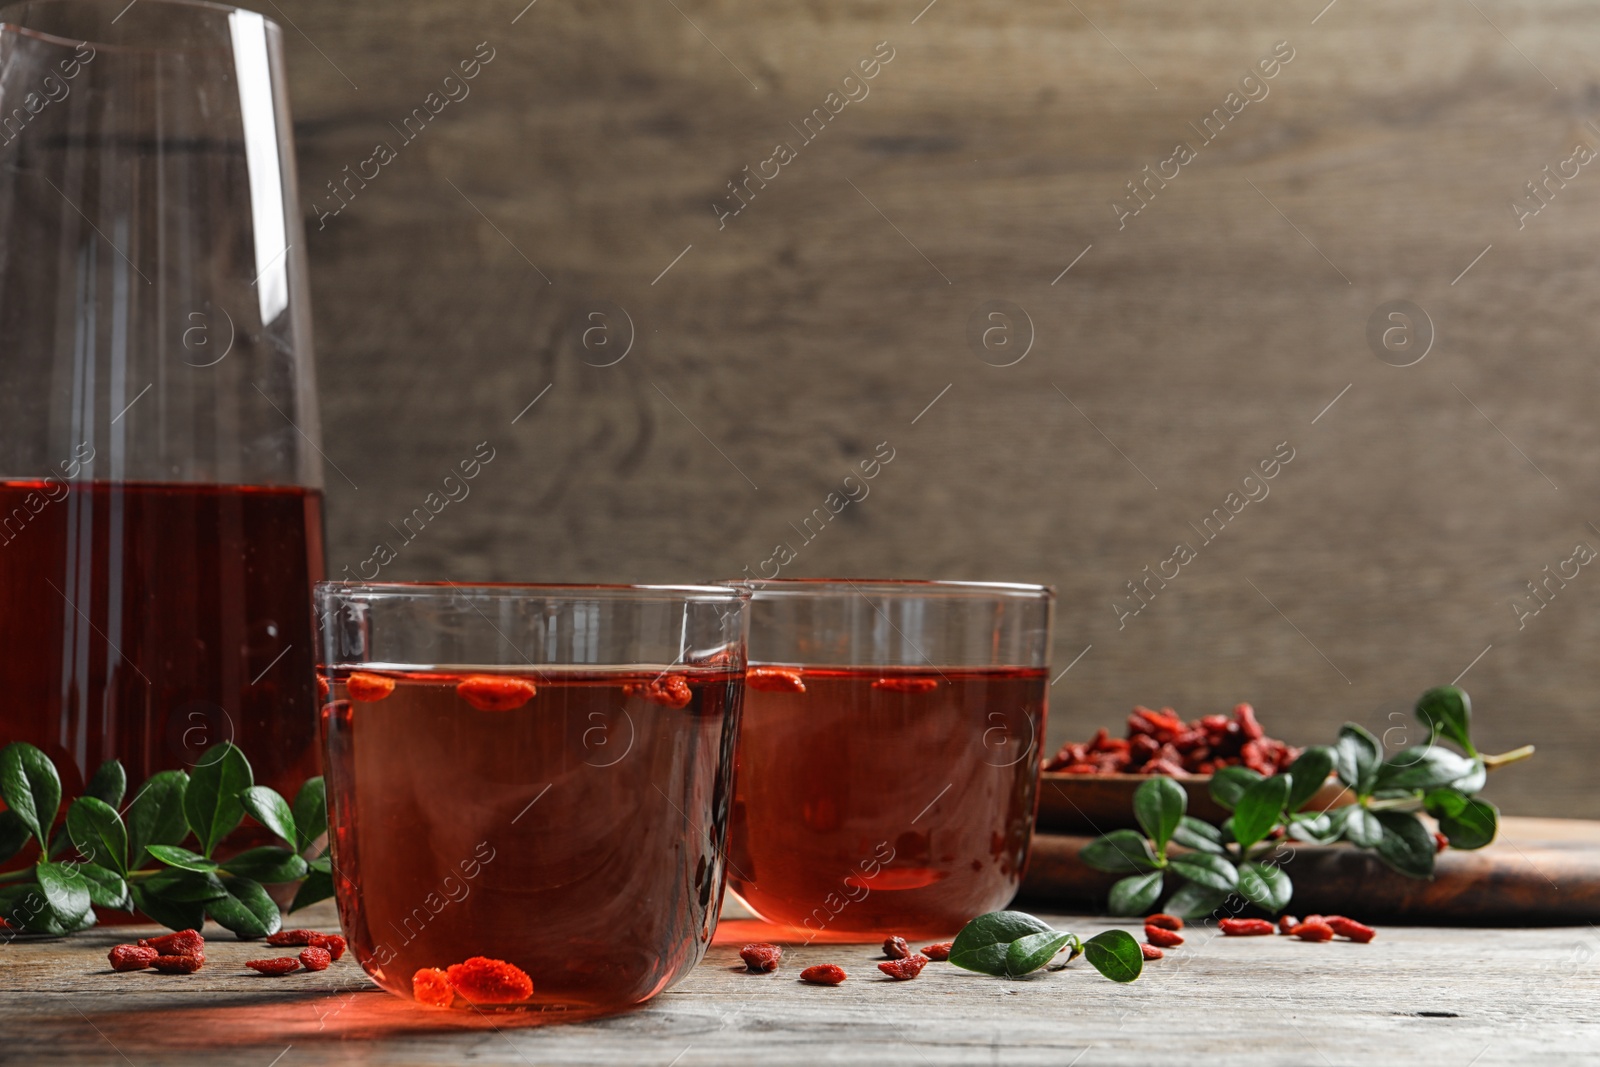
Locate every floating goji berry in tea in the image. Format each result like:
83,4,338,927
151,954,203,974
138,929,205,959
747,667,805,693
456,674,538,712
1278,915,1299,935
1144,925,1183,948
108,944,158,972
882,935,911,959
1291,920,1335,942
299,945,332,972
1218,918,1276,937
1141,944,1164,961
921,942,953,961
266,929,324,947
739,943,783,973
1144,913,1183,931
311,933,347,960
446,957,534,1004
413,967,454,1008
317,676,330,698
1326,917,1377,943
872,677,939,693
346,672,396,702
877,955,928,981
800,964,847,985
246,957,301,976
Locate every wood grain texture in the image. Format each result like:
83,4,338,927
4,900,1600,1065
269,0,1600,816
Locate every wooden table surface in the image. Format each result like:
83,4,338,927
4,899,1598,1066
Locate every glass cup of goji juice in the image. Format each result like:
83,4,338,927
316,582,748,1014
725,580,1052,939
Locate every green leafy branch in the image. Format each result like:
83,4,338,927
1081,686,1533,919
0,741,331,938
948,910,1143,983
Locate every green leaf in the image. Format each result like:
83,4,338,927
184,743,252,858
1209,766,1262,811
1284,746,1335,813
1079,830,1160,874
1107,871,1165,916
131,883,207,933
240,786,296,846
1171,816,1225,854
1165,881,1231,920
1237,861,1292,912
949,911,1056,976
1376,747,1476,793
1425,790,1498,850
1375,810,1436,878
204,876,281,939
289,867,335,913
1004,930,1075,977
1334,723,1381,796
1451,759,1487,795
66,797,128,876
34,861,92,925
145,844,219,872
140,867,228,903
1168,852,1240,892
307,853,332,876
76,862,131,910
1415,685,1475,755
1232,775,1291,850
1341,806,1384,848
85,761,126,809
126,770,189,869
1286,811,1340,845
219,846,309,883
292,777,327,853
0,742,62,850
1133,776,1186,852
0,810,31,865
1082,929,1143,983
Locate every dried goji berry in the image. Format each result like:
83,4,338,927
310,933,347,960
317,676,330,698
446,957,534,1004
746,667,805,693
1144,914,1183,931
1235,703,1265,741
1141,944,1165,960
1291,920,1335,942
151,954,203,974
872,676,939,693
882,935,911,959
246,957,301,976
1218,918,1276,937
413,967,454,1008
266,929,325,947
138,929,205,959
1326,917,1377,943
108,944,158,972
739,943,783,972
800,963,847,985
1144,925,1183,948
920,942,953,961
456,674,538,711
346,672,396,702
636,674,692,709
1433,832,1449,854
299,945,332,971
1278,915,1299,936
877,955,928,981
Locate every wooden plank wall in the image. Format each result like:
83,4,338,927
277,0,1600,816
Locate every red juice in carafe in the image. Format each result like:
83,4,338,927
0,481,324,805
728,665,1047,937
322,666,741,1012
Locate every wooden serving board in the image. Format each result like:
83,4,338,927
1020,816,1600,923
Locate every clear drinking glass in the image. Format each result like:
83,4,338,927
316,583,748,1014
726,579,1053,938
0,1,323,812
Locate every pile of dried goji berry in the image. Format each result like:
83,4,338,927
742,934,956,986
1219,914,1377,942
1045,703,1300,776
105,927,349,977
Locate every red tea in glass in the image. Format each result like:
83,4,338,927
725,581,1053,938
318,584,747,1014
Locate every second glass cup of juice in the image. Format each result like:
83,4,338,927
726,580,1053,937
317,582,747,1014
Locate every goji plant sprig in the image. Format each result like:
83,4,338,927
948,910,1144,982
0,741,331,937
1081,686,1533,919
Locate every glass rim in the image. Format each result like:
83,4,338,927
0,0,280,53
723,578,1054,601
315,580,749,604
